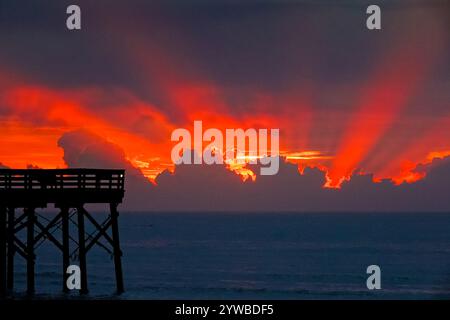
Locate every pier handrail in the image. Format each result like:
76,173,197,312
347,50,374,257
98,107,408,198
0,169,125,191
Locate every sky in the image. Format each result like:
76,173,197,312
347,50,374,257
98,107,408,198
0,0,449,211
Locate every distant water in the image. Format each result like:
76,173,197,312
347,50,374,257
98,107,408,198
9,212,450,299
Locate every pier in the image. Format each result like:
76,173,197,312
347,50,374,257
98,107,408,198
0,169,125,296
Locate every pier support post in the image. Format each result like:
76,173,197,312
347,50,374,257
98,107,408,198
26,207,35,295
0,206,6,296
61,207,70,293
77,206,88,294
110,203,124,294
7,207,15,291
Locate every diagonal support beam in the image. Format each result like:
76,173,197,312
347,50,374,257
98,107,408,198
13,212,28,233
34,212,62,244
81,208,114,246
13,241,27,260
35,219,63,251
85,219,112,253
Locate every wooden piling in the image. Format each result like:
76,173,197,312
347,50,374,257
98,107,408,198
0,206,6,296
26,207,35,295
7,207,15,291
77,207,88,294
110,203,124,294
61,207,70,293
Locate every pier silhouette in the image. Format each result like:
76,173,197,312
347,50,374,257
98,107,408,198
0,169,125,296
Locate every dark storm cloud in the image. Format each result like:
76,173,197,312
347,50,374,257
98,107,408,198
1,0,449,185
0,0,138,89
58,130,450,212
1,0,448,118
151,155,450,212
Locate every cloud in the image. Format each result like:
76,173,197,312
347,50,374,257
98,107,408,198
2,0,447,205
57,130,155,210
55,130,450,212
153,156,450,212
1,0,448,183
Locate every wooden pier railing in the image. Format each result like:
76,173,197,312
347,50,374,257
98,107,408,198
0,169,125,207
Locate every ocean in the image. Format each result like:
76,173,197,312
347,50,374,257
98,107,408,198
9,212,450,299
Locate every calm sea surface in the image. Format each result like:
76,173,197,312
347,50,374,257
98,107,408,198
10,212,450,299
